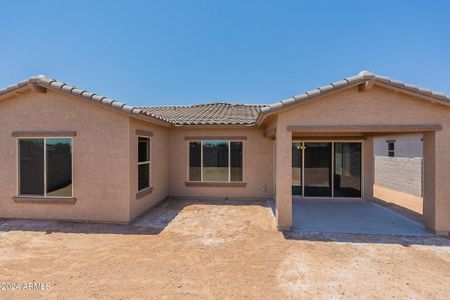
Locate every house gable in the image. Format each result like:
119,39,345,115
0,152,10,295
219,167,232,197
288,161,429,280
0,88,133,222
275,85,450,132
257,71,450,126
0,75,171,127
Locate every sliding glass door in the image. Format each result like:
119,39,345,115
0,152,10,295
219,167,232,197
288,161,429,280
292,141,362,198
292,143,302,195
334,143,362,197
304,142,332,197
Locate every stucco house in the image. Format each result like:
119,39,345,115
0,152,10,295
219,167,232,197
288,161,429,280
0,70,449,236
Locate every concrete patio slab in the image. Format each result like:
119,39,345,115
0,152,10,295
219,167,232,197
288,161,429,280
274,200,432,236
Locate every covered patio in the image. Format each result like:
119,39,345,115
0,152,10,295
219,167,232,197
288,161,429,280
271,127,441,234
259,72,450,236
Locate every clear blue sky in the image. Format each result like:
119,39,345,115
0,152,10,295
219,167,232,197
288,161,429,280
1,0,449,106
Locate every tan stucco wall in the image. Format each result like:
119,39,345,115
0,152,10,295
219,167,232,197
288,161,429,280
168,127,273,199
271,86,450,233
128,118,170,220
0,90,272,223
2,84,449,234
0,90,131,222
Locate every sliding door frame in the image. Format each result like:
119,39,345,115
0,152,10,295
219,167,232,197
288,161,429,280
292,139,364,200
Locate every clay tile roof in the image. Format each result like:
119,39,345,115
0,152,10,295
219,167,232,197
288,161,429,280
136,102,267,125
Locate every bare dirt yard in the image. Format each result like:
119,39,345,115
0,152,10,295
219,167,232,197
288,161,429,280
0,198,449,299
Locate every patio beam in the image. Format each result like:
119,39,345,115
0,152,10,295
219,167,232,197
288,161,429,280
287,124,442,133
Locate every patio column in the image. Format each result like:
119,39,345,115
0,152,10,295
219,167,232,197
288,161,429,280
275,125,292,230
423,131,450,236
363,137,374,200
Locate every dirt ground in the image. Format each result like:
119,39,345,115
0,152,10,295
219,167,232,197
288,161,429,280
0,198,449,299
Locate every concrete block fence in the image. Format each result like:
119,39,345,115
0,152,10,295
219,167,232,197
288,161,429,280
374,156,423,197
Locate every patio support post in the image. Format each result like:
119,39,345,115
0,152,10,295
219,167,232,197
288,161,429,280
275,125,292,231
423,131,450,236
423,131,436,232
363,137,374,200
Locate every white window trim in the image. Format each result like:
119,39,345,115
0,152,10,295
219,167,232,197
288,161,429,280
17,136,73,198
137,136,151,192
187,140,244,183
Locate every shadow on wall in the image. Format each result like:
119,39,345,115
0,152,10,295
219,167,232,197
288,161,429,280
0,198,269,236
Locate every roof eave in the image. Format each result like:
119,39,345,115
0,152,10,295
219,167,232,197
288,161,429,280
0,77,172,128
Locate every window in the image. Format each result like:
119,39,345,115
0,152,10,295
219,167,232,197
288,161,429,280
230,142,243,182
18,138,72,197
188,141,243,182
138,137,151,191
203,141,229,181
387,141,395,157
189,142,201,181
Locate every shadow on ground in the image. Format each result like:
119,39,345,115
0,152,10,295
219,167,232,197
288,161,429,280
283,231,450,246
372,197,422,223
1,198,448,246
0,198,269,236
